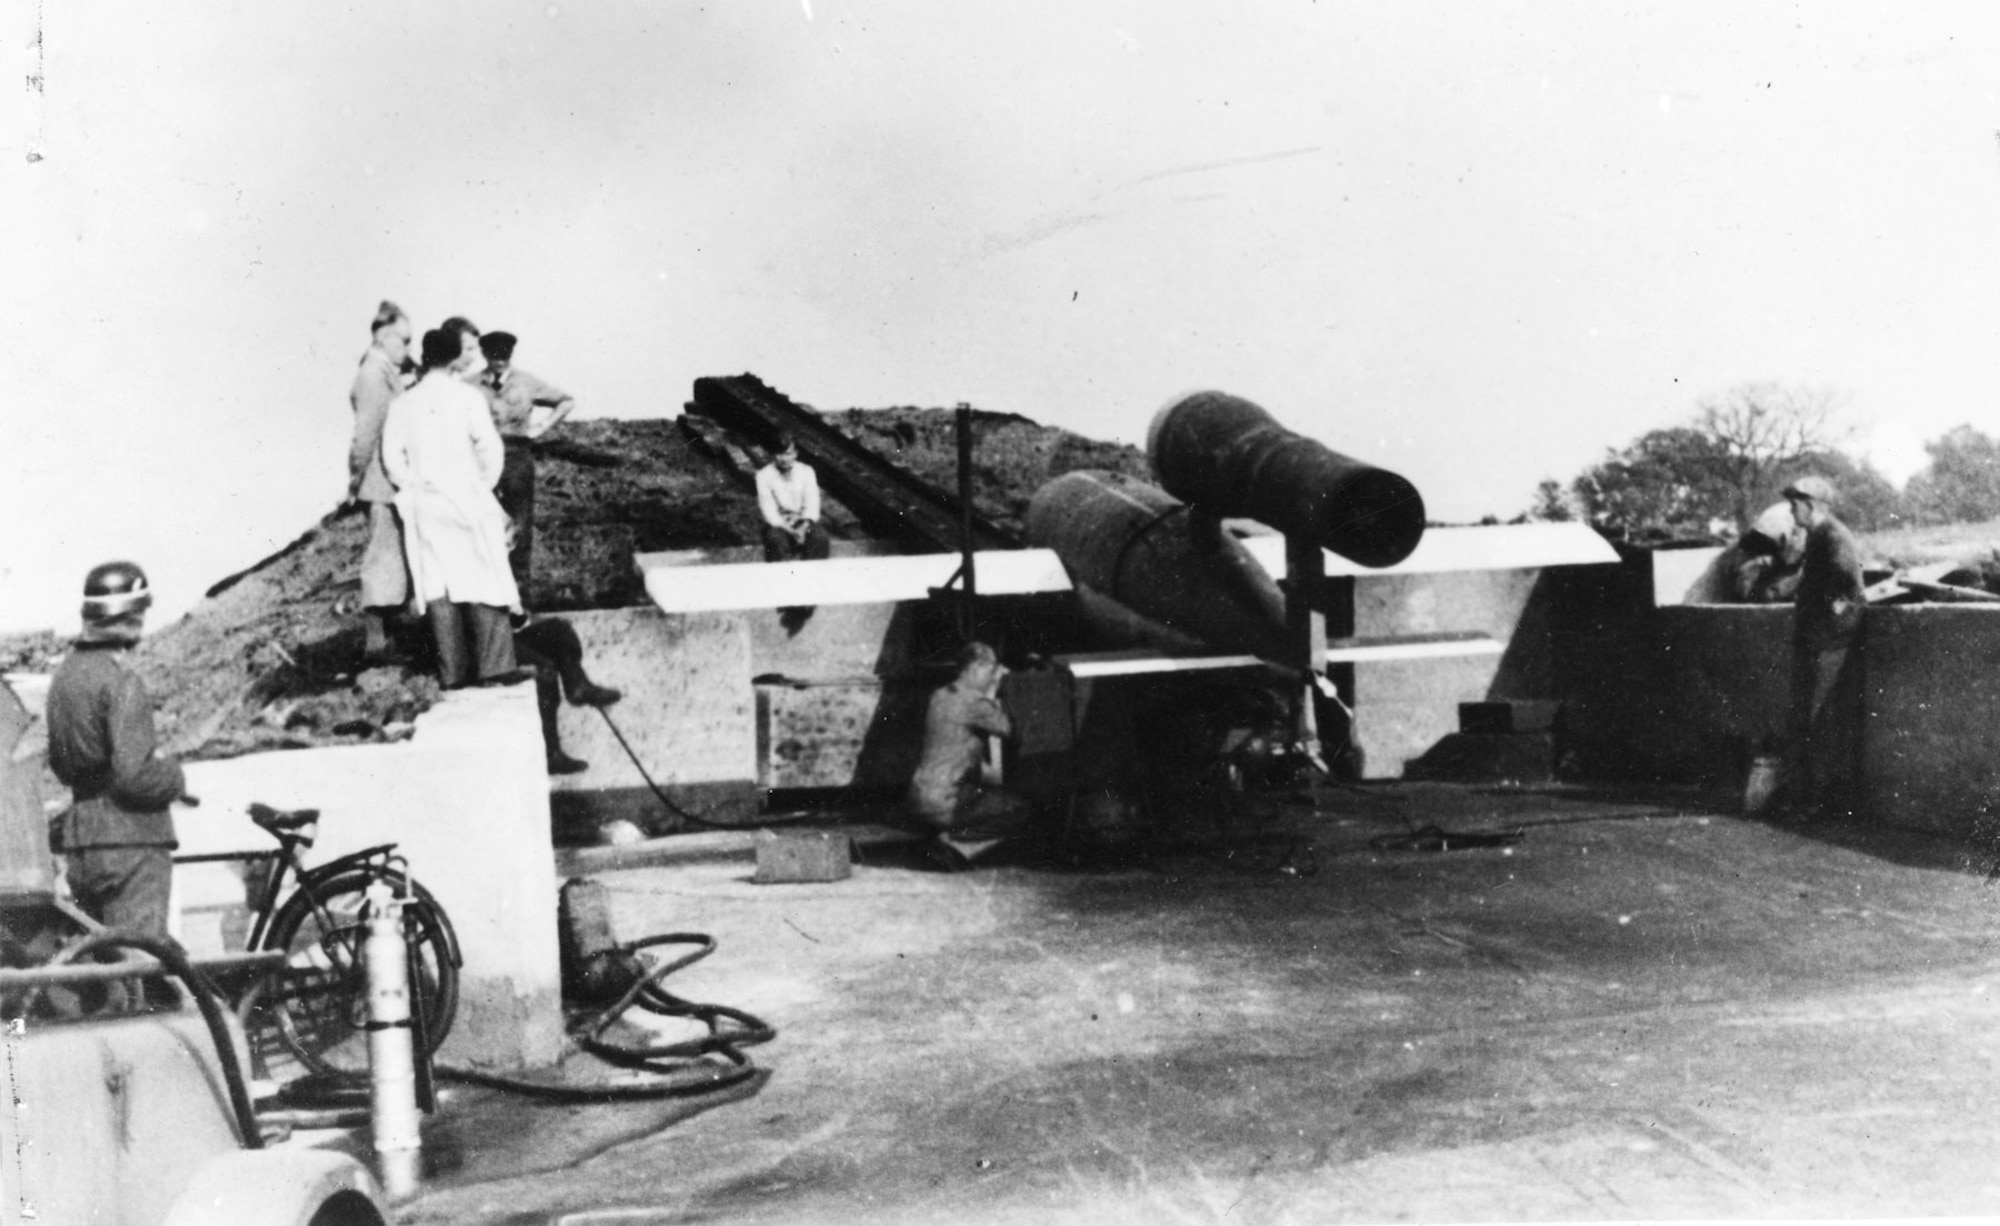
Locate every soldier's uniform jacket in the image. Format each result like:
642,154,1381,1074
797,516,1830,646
46,642,184,850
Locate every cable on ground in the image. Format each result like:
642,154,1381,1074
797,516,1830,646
594,705,852,832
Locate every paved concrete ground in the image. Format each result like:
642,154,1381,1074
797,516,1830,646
398,784,2000,1223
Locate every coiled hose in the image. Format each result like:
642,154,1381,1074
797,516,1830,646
268,925,776,1108
436,931,774,1101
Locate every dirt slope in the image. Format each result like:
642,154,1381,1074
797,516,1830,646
4,404,1146,763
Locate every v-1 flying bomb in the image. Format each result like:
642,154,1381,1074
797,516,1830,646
1026,390,1426,664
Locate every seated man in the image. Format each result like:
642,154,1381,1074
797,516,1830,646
906,642,1034,866
755,435,832,630
512,615,622,775
754,435,830,564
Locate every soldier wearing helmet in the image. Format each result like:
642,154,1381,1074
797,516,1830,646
1779,475,1865,821
44,561,190,942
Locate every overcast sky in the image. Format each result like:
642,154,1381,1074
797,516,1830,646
6,1,1999,633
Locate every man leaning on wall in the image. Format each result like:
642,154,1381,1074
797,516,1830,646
1778,474,1865,823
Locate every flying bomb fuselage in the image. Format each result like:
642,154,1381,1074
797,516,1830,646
1025,391,1426,658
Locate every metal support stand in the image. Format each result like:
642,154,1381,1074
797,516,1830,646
1284,533,1329,776
955,402,978,643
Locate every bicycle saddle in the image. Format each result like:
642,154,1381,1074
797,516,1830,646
248,803,321,832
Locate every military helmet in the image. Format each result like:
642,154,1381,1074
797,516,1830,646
81,560,153,621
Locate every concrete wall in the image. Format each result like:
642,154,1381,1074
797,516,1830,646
744,601,916,680
623,542,943,800
549,609,758,831
176,682,562,1071
1861,606,2000,836
1352,655,1517,779
598,547,1624,793
1652,604,1795,779
548,599,936,806
756,678,929,790
1566,579,2000,838
1347,568,1560,778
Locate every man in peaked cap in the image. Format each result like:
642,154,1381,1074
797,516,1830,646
1779,474,1866,822
478,329,577,588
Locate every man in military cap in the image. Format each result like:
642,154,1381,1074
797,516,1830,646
45,561,189,940
1781,474,1866,821
478,329,577,587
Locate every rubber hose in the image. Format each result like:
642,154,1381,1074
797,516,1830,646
434,932,776,1102
594,708,835,831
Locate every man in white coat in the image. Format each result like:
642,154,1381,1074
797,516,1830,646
381,327,522,688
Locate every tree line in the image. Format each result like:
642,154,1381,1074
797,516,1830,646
1526,382,2000,540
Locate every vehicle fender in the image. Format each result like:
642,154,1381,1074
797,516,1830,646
161,1147,386,1226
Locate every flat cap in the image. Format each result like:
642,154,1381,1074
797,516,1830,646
1781,475,1837,504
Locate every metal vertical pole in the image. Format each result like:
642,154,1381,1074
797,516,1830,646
956,402,978,641
1285,533,1329,773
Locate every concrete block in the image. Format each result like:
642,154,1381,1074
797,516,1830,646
756,679,928,789
752,829,853,883
177,681,563,1071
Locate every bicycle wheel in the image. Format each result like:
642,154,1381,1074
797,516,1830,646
252,869,461,1080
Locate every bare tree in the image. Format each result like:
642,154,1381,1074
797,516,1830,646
1695,382,1851,526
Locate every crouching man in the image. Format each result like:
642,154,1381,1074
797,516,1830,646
906,642,1034,867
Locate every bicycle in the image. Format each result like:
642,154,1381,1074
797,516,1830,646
175,803,462,1081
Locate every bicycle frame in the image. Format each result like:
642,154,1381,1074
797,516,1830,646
246,842,420,951
178,836,444,961
171,808,462,1089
